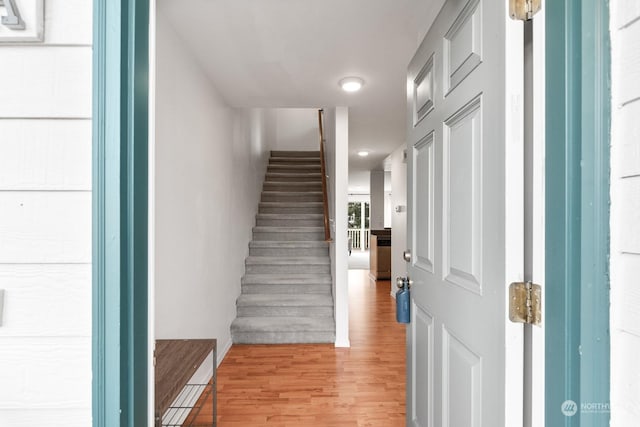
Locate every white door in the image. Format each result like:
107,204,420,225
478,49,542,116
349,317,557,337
406,0,525,426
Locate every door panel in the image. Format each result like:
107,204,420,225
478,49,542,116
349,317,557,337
413,133,435,273
406,0,524,426
442,327,482,427
443,0,482,93
411,302,434,427
442,95,482,294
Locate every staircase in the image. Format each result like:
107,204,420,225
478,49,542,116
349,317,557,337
231,150,335,344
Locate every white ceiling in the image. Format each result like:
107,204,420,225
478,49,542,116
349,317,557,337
158,0,443,192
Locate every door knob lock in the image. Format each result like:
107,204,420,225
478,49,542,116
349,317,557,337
403,250,412,262
396,276,413,289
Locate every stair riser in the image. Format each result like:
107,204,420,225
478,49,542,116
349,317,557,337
261,193,323,203
256,218,323,227
267,166,321,173
231,331,335,344
253,231,325,241
246,264,331,274
241,284,331,294
263,183,322,192
259,205,323,214
271,151,320,158
237,306,333,317
269,158,321,165
265,174,321,182
249,247,329,257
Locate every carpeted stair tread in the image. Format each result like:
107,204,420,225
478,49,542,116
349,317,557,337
261,191,323,200
261,192,323,203
265,173,322,182
259,201,323,206
231,316,335,333
245,256,330,274
252,228,325,241
253,226,324,233
258,205,324,214
267,164,321,169
241,273,332,285
237,294,333,307
271,150,320,157
249,240,330,257
249,241,329,248
241,285,331,295
262,191,323,195
263,181,322,186
256,213,324,220
246,256,330,265
263,182,323,192
231,332,335,344
269,157,321,163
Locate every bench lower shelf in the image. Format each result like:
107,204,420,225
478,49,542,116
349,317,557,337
155,339,217,427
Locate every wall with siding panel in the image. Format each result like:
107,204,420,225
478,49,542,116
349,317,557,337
610,1,640,424
0,1,92,425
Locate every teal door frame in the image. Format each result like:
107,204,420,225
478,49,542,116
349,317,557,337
545,0,610,426
92,0,150,426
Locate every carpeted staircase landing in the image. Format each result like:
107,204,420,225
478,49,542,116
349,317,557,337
231,150,335,344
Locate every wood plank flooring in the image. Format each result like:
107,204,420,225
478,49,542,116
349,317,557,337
195,270,406,426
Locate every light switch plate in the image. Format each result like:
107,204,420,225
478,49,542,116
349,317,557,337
0,289,4,327
0,0,44,42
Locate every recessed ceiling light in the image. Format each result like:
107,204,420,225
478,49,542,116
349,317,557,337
358,151,369,157
339,77,364,92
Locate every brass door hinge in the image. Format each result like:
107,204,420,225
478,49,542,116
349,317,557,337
509,0,541,21
509,281,541,326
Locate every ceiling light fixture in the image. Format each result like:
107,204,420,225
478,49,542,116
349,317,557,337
339,77,364,92
358,151,369,157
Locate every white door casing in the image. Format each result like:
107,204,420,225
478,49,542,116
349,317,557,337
406,0,524,426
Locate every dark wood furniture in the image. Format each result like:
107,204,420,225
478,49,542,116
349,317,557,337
370,229,392,280
155,339,217,426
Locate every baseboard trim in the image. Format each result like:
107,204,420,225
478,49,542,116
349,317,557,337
192,350,215,386
334,338,351,348
217,337,233,367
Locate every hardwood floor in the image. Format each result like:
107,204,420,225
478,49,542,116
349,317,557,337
198,269,406,426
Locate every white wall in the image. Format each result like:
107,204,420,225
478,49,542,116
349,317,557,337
369,171,386,230
324,107,350,347
348,194,370,204
610,2,640,425
154,10,274,363
271,108,319,151
348,170,371,194
384,192,392,228
385,145,408,295
384,171,392,228
0,1,92,425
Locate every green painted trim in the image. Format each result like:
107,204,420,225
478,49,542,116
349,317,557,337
579,1,611,426
546,0,610,426
545,2,582,425
93,0,149,425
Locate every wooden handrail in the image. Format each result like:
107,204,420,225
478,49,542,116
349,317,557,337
318,109,332,242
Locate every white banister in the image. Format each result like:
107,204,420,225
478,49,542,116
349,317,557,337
348,229,370,251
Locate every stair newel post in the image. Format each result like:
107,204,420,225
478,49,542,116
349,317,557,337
318,109,332,242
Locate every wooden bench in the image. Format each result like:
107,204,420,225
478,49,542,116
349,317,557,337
155,339,217,426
